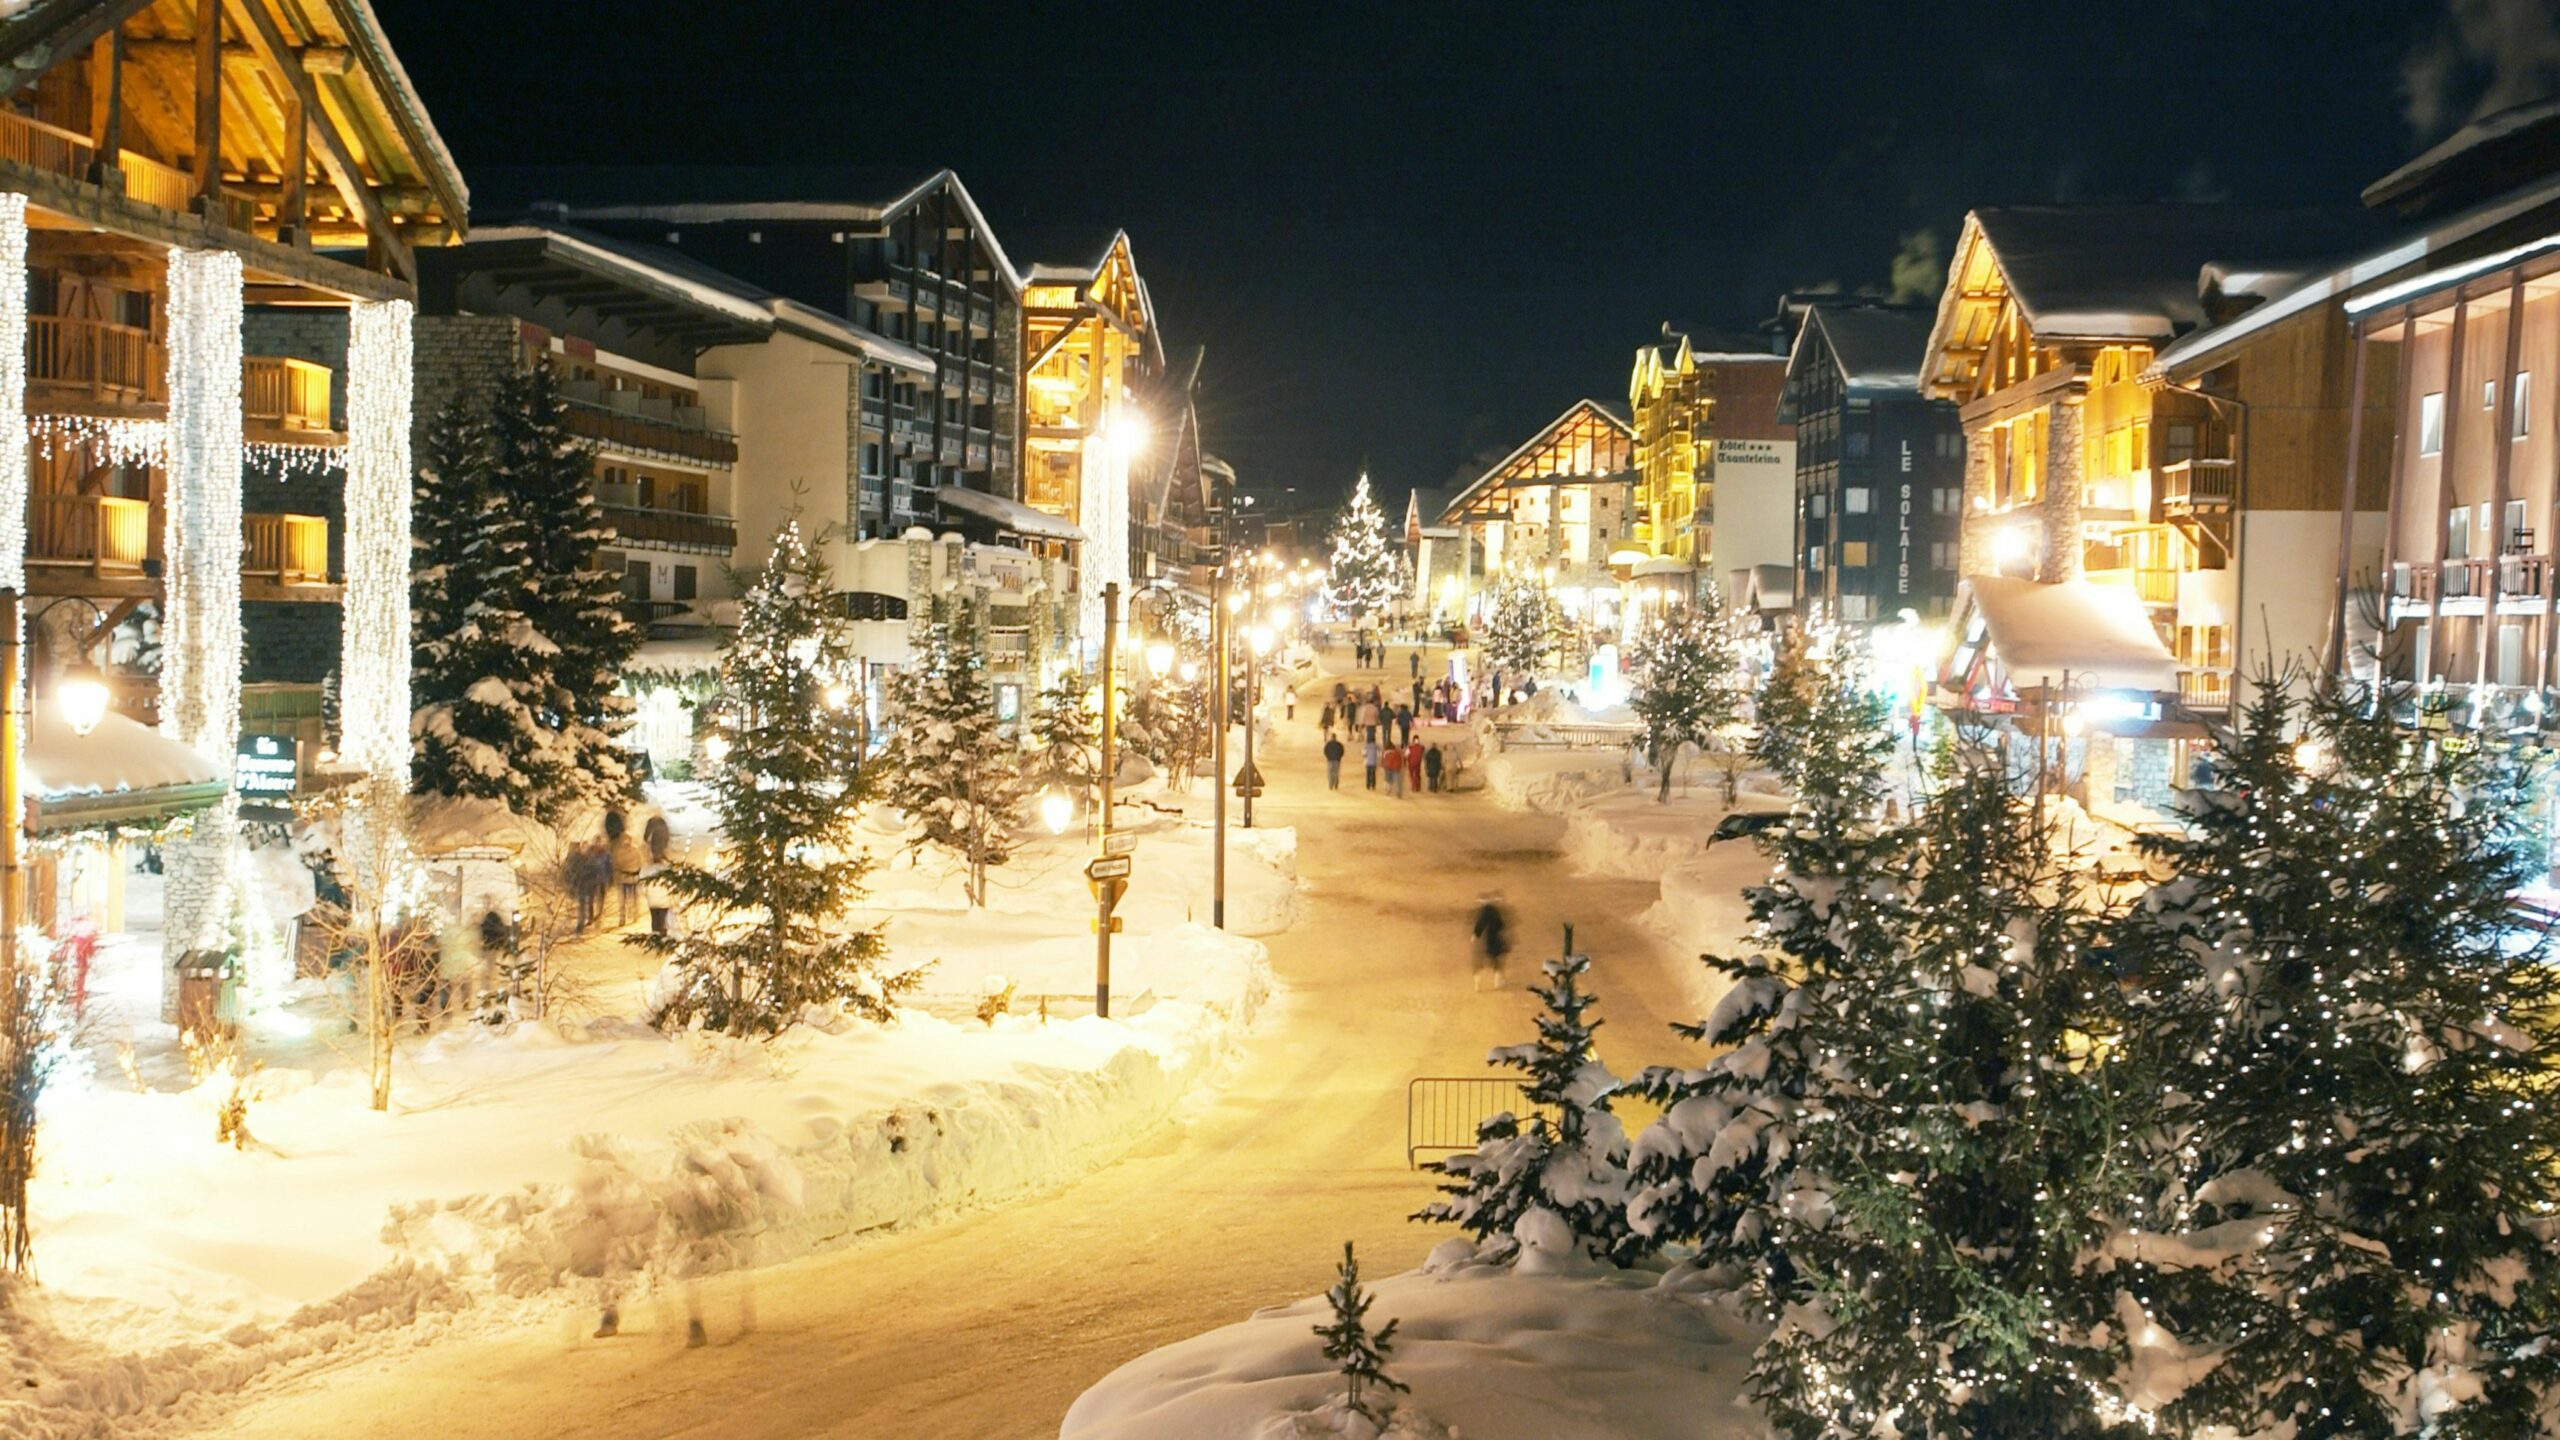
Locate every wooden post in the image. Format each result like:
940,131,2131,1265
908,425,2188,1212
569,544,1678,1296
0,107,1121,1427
192,2,221,210
2328,324,2370,676
92,28,123,185
2479,274,2527,689
280,93,306,249
2423,293,2471,685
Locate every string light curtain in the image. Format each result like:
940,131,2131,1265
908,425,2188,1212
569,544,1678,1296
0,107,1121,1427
0,195,25,596
158,248,243,982
339,298,412,791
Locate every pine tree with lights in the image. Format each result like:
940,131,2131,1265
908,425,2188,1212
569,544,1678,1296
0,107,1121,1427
633,522,918,1036
1477,570,1562,681
489,357,641,808
1325,473,1401,619
878,599,1026,907
1315,1241,1409,1426
1416,939,1644,1268
1627,588,1750,803
1026,676,1100,799
409,392,571,817
1627,627,1910,1300
1120,652,1211,792
2115,679,2560,1438
1752,750,2146,1440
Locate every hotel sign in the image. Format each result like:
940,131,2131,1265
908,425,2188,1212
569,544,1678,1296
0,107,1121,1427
1896,439,1914,597
1708,438,1792,478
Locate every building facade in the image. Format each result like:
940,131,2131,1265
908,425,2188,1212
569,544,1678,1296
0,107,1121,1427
1020,231,1159,651
1780,303,1964,625
1626,330,1795,610
1441,399,1638,626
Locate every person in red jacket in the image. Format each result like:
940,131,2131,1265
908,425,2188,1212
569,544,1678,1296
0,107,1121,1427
1403,738,1424,795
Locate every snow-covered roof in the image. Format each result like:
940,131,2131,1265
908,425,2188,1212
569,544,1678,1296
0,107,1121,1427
24,709,223,798
934,486,1086,543
1744,563,1796,611
1789,304,1933,398
631,636,726,676
766,298,937,374
2364,97,2560,215
1950,205,2388,347
1965,574,2177,694
456,226,773,325
544,170,1026,294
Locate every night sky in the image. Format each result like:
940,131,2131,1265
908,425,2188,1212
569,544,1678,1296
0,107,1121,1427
380,0,2502,514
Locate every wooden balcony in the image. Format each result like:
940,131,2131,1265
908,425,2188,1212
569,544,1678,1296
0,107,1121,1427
2159,459,2235,513
601,504,736,555
29,494,149,573
242,356,338,443
2441,557,2494,600
560,395,737,469
2392,560,2438,605
2178,670,2232,711
28,315,163,415
2504,554,2553,603
243,513,328,586
0,109,91,182
2089,565,2179,606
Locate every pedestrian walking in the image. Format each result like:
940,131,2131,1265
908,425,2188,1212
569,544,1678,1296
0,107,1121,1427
1363,736,1381,790
1471,896,1511,990
1319,702,1336,736
1285,687,1296,719
1407,650,1420,679
1333,680,1348,713
1424,743,1445,792
1403,738,1424,795
1323,734,1345,789
1394,703,1414,747
1359,698,1380,741
1386,747,1407,798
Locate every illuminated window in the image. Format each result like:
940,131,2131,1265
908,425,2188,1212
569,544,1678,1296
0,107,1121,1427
1842,541,1871,567
2517,373,2533,438
2420,392,2444,456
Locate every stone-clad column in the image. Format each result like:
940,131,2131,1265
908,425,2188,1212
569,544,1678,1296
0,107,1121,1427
2042,397,2085,581
159,248,245,999
1957,423,1993,578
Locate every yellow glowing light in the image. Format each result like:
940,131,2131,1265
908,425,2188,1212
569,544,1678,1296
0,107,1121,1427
56,663,108,737
1039,788,1074,835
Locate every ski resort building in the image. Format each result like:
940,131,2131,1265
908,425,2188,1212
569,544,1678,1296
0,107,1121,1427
0,0,461,998
1778,302,1965,627
1020,230,1160,655
1440,398,1639,627
1625,329,1795,612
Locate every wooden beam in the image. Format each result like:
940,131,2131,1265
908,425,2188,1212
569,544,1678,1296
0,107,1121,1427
126,38,354,71
192,0,220,205
278,90,304,248
0,158,409,301
91,27,122,183
219,0,411,284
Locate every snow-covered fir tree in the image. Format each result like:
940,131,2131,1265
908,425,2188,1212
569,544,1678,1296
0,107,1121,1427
1477,571,1562,682
489,358,640,808
409,391,570,817
1316,1241,1409,1425
1326,473,1402,619
1753,751,2145,1440
878,599,1026,906
1026,676,1100,799
633,522,920,1035
1627,588,1749,803
1121,657,1210,792
1416,941,1643,1269
2115,680,2560,1438
1627,627,1909,1303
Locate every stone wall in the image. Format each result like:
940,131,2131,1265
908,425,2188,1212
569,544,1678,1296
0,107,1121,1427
241,600,341,686
413,314,523,443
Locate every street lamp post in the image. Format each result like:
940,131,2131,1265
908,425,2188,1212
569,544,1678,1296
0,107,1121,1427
1244,624,1272,827
1093,582,1126,1017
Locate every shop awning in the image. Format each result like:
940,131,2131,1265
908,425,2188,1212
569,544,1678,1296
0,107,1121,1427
934,487,1086,543
25,711,228,835
1963,574,2178,695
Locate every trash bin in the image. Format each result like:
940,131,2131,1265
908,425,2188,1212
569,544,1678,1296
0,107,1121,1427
176,963,223,1041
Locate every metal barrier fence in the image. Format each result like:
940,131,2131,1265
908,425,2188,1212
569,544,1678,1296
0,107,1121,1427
1407,1076,1548,1168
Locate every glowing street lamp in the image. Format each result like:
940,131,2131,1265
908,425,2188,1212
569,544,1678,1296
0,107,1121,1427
56,662,109,737
702,730,732,767
1146,640,1174,677
1039,787,1075,835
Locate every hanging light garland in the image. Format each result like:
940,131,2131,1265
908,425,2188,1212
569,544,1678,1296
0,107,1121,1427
244,439,344,477
339,298,412,791
0,195,23,595
23,415,340,478
160,247,244,763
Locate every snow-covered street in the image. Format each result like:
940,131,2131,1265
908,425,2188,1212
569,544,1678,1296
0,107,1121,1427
196,654,1744,1439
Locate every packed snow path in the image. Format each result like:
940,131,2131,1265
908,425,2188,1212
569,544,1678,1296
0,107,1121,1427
213,651,1728,1440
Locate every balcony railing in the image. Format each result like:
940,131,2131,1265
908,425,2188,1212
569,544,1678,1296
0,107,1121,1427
0,109,90,181
243,513,328,585
2505,554,2553,602
2392,561,2437,604
560,398,737,468
2178,670,2232,711
29,494,149,572
601,504,736,553
2441,557,2494,600
2159,459,2236,511
29,315,164,411
242,356,334,435
2090,565,2179,606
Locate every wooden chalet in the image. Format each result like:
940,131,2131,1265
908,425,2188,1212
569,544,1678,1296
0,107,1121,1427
1441,398,1640,612
1021,230,1160,650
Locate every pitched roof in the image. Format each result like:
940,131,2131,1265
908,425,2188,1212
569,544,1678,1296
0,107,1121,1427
1794,304,1934,394
2364,97,2560,218
1971,205,2389,342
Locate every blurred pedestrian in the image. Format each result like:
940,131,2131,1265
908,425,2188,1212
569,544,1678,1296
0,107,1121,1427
1363,735,1381,790
1324,734,1345,789
1424,742,1445,792
1403,738,1424,795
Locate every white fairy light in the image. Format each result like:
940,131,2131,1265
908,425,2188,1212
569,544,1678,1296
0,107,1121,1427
157,247,244,981
245,439,344,477
339,298,412,791
0,194,24,594
28,414,165,468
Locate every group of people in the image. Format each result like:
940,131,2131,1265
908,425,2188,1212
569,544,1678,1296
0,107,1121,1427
1322,730,1446,797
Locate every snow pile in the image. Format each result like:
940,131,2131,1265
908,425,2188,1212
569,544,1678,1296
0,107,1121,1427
1060,1246,1770,1440
1559,789,1779,883
6,917,1281,1434
1479,748,1621,814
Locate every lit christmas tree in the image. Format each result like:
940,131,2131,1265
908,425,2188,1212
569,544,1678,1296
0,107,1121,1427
634,521,918,1035
2116,680,2560,1437
409,392,569,816
1626,587,1750,803
1025,676,1100,799
1326,473,1402,619
1416,941,1644,1269
490,358,641,808
1628,627,1910,1302
1753,751,2145,1440
1477,570,1562,681
878,599,1027,906
1119,656,1210,793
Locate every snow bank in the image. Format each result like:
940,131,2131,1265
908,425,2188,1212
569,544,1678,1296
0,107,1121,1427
1061,1248,1770,1440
